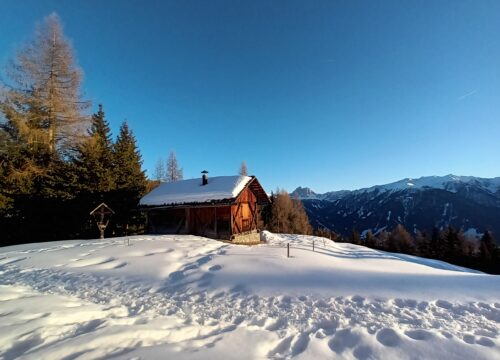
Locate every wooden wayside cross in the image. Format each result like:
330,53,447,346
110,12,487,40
90,203,115,239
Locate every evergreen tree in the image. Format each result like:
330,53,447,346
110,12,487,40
166,151,183,182
239,161,248,176
479,231,496,263
110,121,147,234
113,122,146,192
441,226,465,262
415,230,431,257
429,226,443,259
73,105,115,193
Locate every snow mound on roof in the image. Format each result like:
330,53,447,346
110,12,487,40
140,175,252,206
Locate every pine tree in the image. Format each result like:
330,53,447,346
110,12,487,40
239,161,248,176
441,226,465,262
429,226,442,259
415,230,431,257
110,121,147,234
0,13,89,155
479,231,496,263
73,105,115,193
113,122,147,192
166,151,183,182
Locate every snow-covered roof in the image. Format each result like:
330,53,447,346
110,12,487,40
140,175,253,207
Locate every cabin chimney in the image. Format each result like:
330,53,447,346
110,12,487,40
201,170,209,185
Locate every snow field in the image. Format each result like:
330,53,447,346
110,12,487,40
0,233,499,359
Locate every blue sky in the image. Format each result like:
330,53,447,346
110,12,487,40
1,0,499,193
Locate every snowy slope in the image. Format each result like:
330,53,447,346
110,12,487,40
0,234,499,359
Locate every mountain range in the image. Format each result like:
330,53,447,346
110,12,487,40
291,175,500,238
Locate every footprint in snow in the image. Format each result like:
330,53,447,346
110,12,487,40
168,271,185,282
351,295,365,304
463,334,476,344
394,298,417,309
290,332,310,356
435,300,453,309
474,329,498,338
268,335,294,357
265,317,287,331
417,301,429,311
376,328,401,347
477,337,495,347
196,255,213,266
405,329,433,341
328,328,361,354
208,264,222,271
353,345,374,360
441,331,453,339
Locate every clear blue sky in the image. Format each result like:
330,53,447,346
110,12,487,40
1,0,499,193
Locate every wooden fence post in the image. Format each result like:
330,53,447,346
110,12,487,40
287,243,290,258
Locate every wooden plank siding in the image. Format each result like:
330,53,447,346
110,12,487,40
231,187,258,236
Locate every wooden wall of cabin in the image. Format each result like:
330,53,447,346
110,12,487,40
147,208,185,234
187,206,231,239
231,187,259,235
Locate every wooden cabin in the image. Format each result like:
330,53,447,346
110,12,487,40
139,173,271,243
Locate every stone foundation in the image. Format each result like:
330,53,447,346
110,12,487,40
232,231,262,245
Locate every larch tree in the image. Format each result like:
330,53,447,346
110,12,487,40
0,13,89,156
387,224,414,254
166,151,183,182
239,161,248,176
0,13,89,242
153,158,166,181
267,189,312,235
